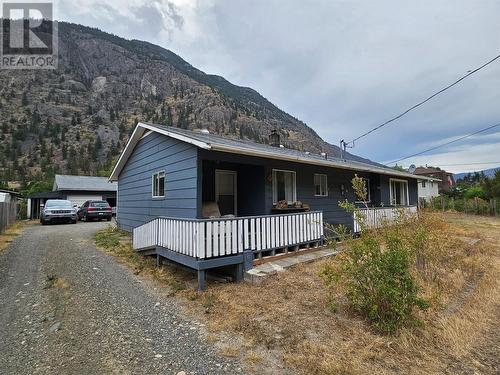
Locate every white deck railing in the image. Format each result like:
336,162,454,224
353,206,418,233
133,211,324,259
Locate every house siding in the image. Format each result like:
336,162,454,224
200,149,418,230
117,132,198,231
118,135,418,232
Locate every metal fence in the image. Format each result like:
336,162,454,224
0,201,18,234
420,196,499,217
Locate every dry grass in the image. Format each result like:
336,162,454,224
0,220,32,252
94,225,196,293
181,212,500,375
94,215,500,374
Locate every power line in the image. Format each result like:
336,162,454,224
345,53,500,146
426,161,500,167
385,121,500,165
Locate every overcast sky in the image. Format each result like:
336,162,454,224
58,0,500,173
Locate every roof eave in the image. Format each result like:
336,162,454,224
210,144,425,180
109,122,212,181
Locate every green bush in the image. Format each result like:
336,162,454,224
465,185,486,199
322,174,428,334
321,232,428,334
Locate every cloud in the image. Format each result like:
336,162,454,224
57,0,500,172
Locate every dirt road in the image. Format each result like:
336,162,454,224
0,221,243,375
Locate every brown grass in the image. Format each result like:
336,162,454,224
94,214,500,374
0,220,32,252
180,212,500,375
94,225,196,293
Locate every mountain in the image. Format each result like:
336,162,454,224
0,20,373,187
454,167,500,181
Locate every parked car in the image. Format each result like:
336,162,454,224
40,199,78,225
78,200,113,222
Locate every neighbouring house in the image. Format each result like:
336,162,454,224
0,188,21,233
414,166,455,193
27,175,117,219
417,177,440,202
109,122,435,289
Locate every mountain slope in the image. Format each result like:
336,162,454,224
0,21,372,187
454,167,500,181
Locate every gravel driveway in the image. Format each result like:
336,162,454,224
0,221,243,375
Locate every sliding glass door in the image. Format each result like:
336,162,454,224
390,179,409,206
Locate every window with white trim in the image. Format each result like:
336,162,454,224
152,171,165,198
390,179,409,206
421,180,426,188
314,174,328,196
272,169,296,204
355,177,371,203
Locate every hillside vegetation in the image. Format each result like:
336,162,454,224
0,20,370,189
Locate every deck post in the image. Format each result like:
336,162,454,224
156,254,160,267
197,270,206,291
235,263,244,282
243,249,254,271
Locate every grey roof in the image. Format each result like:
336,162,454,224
54,175,117,192
110,122,437,181
0,188,22,197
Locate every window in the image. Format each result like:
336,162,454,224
421,181,426,188
355,178,371,203
314,174,328,196
390,179,409,206
272,169,296,204
152,171,165,198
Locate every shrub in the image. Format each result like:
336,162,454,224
321,175,429,334
321,231,428,334
465,185,486,199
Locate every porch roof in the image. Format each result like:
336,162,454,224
110,122,436,182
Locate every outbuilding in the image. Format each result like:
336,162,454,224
27,175,117,219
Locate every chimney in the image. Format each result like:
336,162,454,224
269,129,280,147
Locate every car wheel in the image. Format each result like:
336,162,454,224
83,214,87,222
41,219,46,225
107,218,112,222
71,219,77,224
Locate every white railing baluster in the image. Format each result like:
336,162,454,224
256,218,262,251
243,219,249,250
219,220,225,256
206,221,212,258
231,220,237,254
213,221,219,257
250,219,256,250
133,212,327,259
237,219,243,253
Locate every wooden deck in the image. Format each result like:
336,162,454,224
132,211,324,290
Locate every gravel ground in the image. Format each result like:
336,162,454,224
0,221,244,375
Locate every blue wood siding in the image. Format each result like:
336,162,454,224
200,150,418,230
117,134,418,232
117,132,198,231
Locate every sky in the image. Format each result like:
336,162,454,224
57,0,500,173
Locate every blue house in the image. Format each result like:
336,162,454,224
110,122,427,289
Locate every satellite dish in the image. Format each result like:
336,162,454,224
408,164,416,174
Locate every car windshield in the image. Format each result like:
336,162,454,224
45,200,72,208
91,201,110,208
